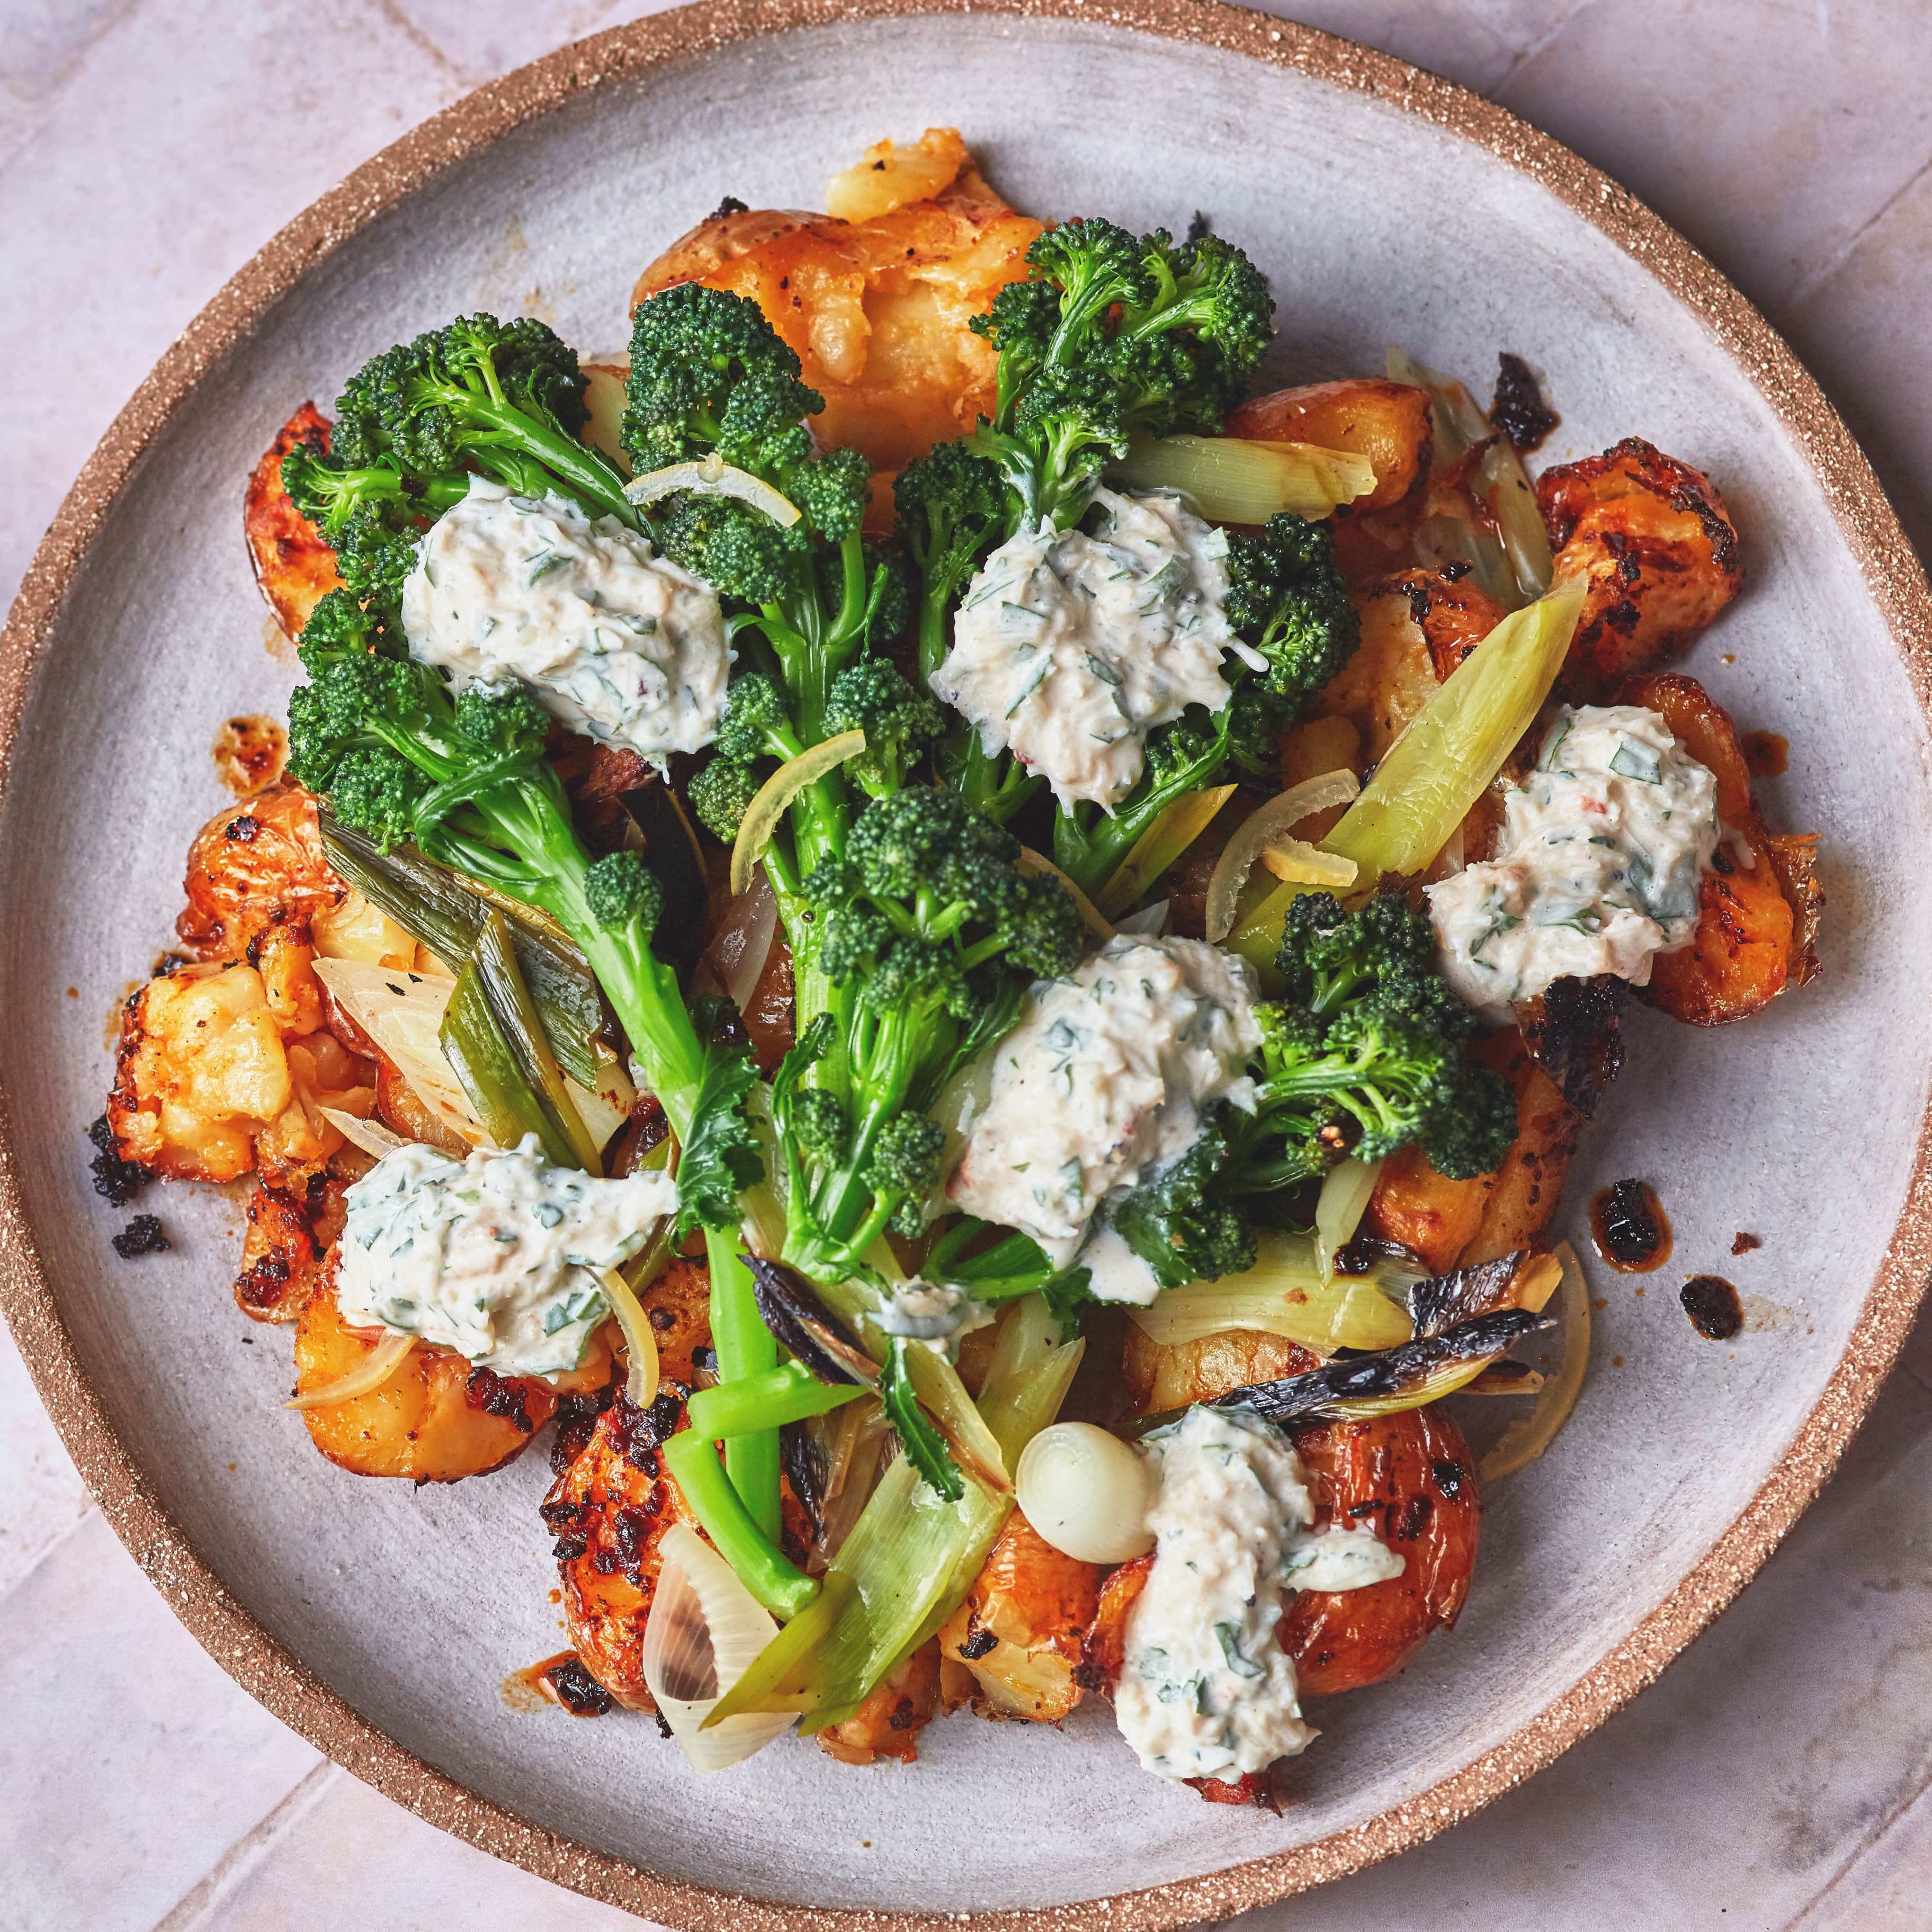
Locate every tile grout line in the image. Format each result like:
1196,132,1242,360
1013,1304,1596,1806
149,1759,345,1930
1481,0,1603,100
1779,1764,1932,1929
1785,148,1932,310
370,0,484,87
0,1493,100,1605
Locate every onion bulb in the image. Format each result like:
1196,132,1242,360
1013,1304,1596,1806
711,868,778,1016
317,1106,408,1161
641,1525,794,1773
1203,768,1359,942
1015,1422,1157,1564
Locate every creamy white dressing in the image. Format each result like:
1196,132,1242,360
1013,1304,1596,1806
867,1278,994,1357
1427,703,1722,1023
335,1135,677,1379
946,935,1262,1305
401,478,730,764
1116,1407,1402,1783
932,488,1238,810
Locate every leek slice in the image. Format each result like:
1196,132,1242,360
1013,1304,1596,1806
470,910,602,1171
1110,434,1375,522
1016,846,1115,943
730,730,866,897
1314,1157,1383,1283
1096,784,1237,920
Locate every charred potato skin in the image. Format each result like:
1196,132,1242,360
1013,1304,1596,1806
177,780,346,964
816,1639,942,1764
1621,671,1821,1024
1278,1408,1480,1697
1539,437,1742,699
244,402,342,642
234,1166,346,1322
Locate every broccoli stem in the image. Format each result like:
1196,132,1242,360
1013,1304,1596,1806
660,1430,817,1620
704,1244,782,1536
417,383,638,527
685,1362,865,1439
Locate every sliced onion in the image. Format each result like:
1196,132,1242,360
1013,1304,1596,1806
1016,845,1115,943
1480,1244,1590,1483
1258,836,1358,890
598,1267,661,1409
730,730,866,897
1113,898,1170,937
317,1106,408,1160
624,454,801,527
566,1047,637,1155
1203,768,1359,942
902,1343,1011,1495
1015,1423,1156,1563
707,867,779,1015
312,956,485,1146
285,1331,415,1411
1096,783,1237,919
1111,434,1376,523
1314,1157,1382,1284
1478,439,1555,603
641,1524,795,1772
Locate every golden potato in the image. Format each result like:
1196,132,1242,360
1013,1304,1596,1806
177,780,345,963
816,1639,942,1764
1122,1322,1321,1416
244,402,342,642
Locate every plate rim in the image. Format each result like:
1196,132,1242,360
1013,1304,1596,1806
3,1,1929,1924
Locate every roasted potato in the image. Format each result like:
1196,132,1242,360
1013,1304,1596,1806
233,1168,346,1322
938,1511,1102,1723
1122,1321,1320,1416
632,139,1041,476
816,1638,942,1764
1279,1407,1480,1696
1228,379,1433,577
244,402,341,642
291,1256,614,1483
1621,671,1821,1024
177,780,346,963
1540,438,1742,699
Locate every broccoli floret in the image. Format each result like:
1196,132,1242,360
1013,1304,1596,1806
714,672,804,765
823,657,943,798
687,755,762,840
791,1087,849,1165
1223,513,1358,719
584,850,662,934
893,443,1007,683
1108,1114,1258,1292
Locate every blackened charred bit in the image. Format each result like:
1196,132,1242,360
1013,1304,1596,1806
1407,1253,1526,1338
87,1115,151,1206
1519,974,1625,1119
1438,558,1473,582
1070,1659,1106,1692
746,1255,878,1387
549,1382,617,1475
1490,352,1559,453
708,194,749,220
782,1418,830,1537
1431,1456,1467,1501
544,1656,614,1717
1186,210,1213,243
648,1305,676,1331
465,1367,534,1434
691,1344,719,1380
655,1713,675,1740
1591,1178,1671,1274
959,1624,998,1661
223,814,263,844
609,1387,684,1465
1393,1495,1434,1542
234,1249,292,1311
111,1214,170,1257
887,1696,920,1731
1681,1275,1744,1341
550,1533,589,1563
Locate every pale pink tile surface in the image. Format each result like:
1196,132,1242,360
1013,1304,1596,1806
1,2,1928,1928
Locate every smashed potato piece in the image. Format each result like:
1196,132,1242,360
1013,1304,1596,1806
1621,670,1819,1023
1539,438,1742,698
1080,1553,1152,1695
826,128,969,222
254,1031,377,1183
1461,1027,1583,1266
109,964,291,1183
1280,1408,1479,1696
1367,1145,1489,1278
177,780,345,962
817,1639,942,1764
244,401,342,641
1229,380,1434,576
633,156,1041,475
292,1264,585,1483
1123,1322,1320,1415
254,926,324,1039
234,1167,346,1323
938,1512,1102,1723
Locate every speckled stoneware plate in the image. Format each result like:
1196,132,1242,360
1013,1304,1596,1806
3,2,1929,1925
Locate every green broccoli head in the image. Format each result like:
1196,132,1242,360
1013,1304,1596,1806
453,679,552,763
864,1112,947,1239
893,441,1007,579
823,656,944,798
1223,513,1358,721
658,493,805,607
1108,1112,1258,1292
1275,891,1468,1032
584,849,664,936
319,747,429,851
713,672,800,765
791,1086,849,1166
686,756,763,840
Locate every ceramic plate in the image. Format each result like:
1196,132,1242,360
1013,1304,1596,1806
3,3,1929,1925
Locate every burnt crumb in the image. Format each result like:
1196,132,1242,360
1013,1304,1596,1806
234,1249,292,1311
1591,1178,1671,1273
612,1501,663,1579
223,814,263,844
1731,1231,1764,1256
549,1383,618,1475
707,194,749,220
1393,1495,1434,1542
887,1696,919,1731
465,1366,534,1434
543,1656,614,1718
1438,557,1472,582
1490,352,1559,453
1329,1238,1380,1276
111,1214,169,1258
609,1387,684,1466
539,1498,585,1533
691,1344,719,1380
1430,1457,1466,1501
959,1624,998,1661
648,1305,676,1331
1071,1659,1106,1692
655,1713,675,1739
1681,1275,1743,1342
1186,209,1213,243
87,1115,152,1206
550,1533,589,1564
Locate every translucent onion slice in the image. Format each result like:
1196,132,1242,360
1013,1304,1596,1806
317,1107,408,1161
311,956,486,1146
1111,434,1376,523
1015,1422,1156,1564
1096,783,1237,919
284,1331,415,1411
1480,1244,1591,1483
641,1525,795,1773
715,869,779,1015
1258,837,1358,889
978,1293,1087,1473
1478,439,1555,604
1016,846,1115,943
1314,1157,1383,1284
623,454,801,527
565,1047,637,1155
730,730,866,897
599,1267,660,1410
1203,768,1359,942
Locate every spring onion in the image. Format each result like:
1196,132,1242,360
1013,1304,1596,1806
439,937,582,1170
687,1361,866,1439
1109,433,1376,523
